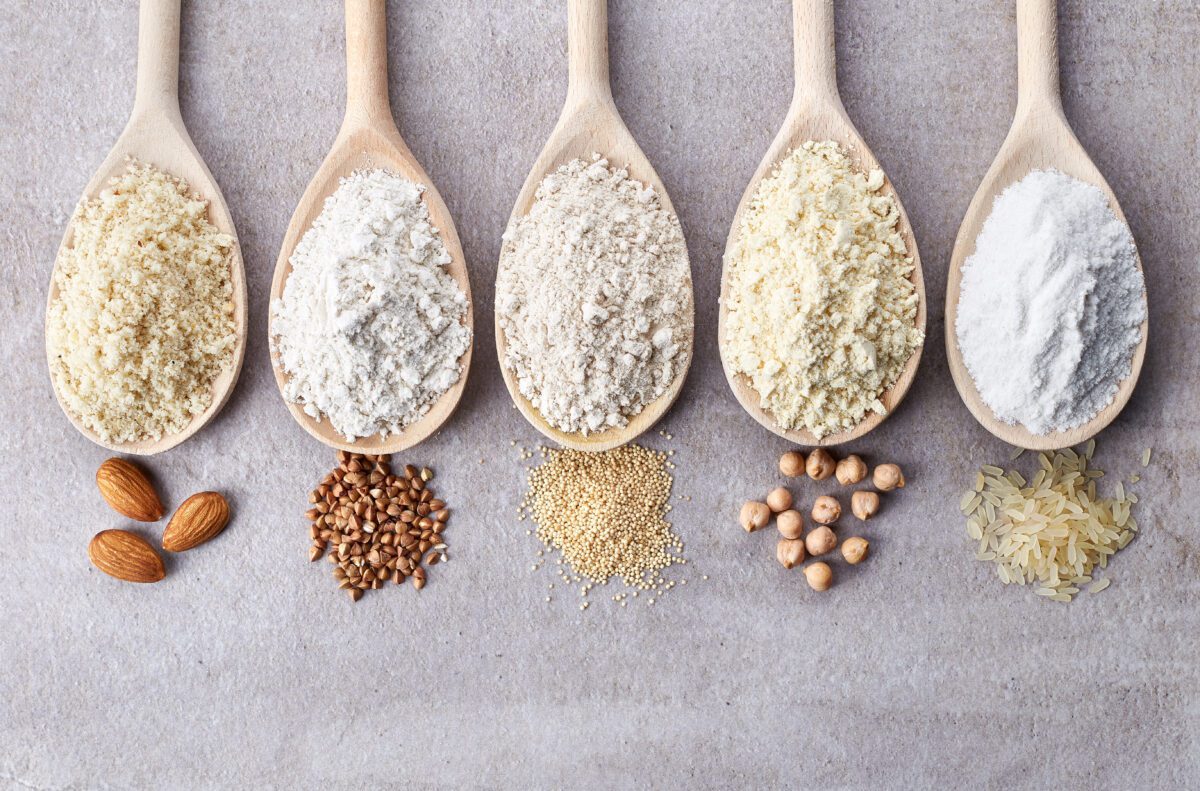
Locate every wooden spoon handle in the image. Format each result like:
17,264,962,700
791,0,839,106
132,0,181,116
566,0,613,107
344,0,393,128
1016,0,1063,116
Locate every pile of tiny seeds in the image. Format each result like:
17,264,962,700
519,444,686,607
306,451,449,601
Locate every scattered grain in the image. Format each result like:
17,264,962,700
962,442,1138,602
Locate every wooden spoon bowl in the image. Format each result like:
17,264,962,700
268,0,473,454
494,0,694,453
45,0,247,456
718,0,926,448
945,0,1148,451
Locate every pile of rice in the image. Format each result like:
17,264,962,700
961,441,1139,602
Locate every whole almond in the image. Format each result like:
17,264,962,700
88,529,165,583
96,458,164,522
162,492,230,552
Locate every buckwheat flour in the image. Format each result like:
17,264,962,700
955,170,1146,434
722,141,923,439
496,155,692,435
270,169,471,442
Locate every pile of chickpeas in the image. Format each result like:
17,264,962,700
738,449,906,591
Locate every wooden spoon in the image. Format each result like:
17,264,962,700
45,0,247,456
269,0,473,453
945,0,1148,451
718,0,926,448
495,0,694,453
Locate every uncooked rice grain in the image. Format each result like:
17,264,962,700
961,442,1139,602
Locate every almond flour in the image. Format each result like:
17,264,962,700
48,161,236,444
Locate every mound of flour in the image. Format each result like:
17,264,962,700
270,169,471,441
496,155,692,435
955,170,1145,435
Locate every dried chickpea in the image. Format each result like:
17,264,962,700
851,491,880,521
779,451,806,478
873,463,906,491
739,501,771,533
841,536,870,564
776,509,804,540
835,454,868,486
804,525,837,557
766,487,793,513
811,495,841,525
776,538,806,569
806,449,836,481
804,562,833,591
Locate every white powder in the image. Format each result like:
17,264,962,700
496,155,692,435
270,169,471,441
955,170,1145,434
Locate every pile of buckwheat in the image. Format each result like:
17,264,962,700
305,451,449,601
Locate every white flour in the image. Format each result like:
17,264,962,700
496,155,692,435
270,169,471,441
955,170,1145,435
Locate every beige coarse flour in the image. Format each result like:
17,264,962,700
722,141,923,439
47,161,236,444
270,169,470,442
497,156,692,435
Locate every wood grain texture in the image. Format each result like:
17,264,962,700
268,0,474,454
493,0,695,453
44,0,248,456
717,0,927,448
944,0,1149,451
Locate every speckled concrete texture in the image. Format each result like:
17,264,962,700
2,1,1198,788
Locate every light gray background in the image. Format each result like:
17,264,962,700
2,1,1197,788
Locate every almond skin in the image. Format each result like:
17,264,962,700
96,458,164,522
162,491,230,552
88,529,165,583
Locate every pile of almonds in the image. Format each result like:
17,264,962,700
89,457,230,583
305,451,450,602
739,448,907,591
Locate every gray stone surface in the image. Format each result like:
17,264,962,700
2,1,1198,788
